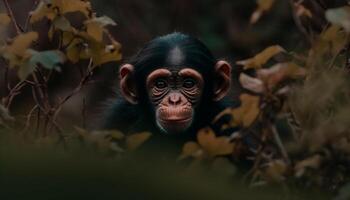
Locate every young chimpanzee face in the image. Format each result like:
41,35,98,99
116,33,231,135
146,67,204,134
119,60,231,135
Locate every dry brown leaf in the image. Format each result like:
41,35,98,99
295,155,322,177
239,73,265,93
295,3,312,18
236,45,285,69
257,62,306,90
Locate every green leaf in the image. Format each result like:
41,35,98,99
29,50,65,71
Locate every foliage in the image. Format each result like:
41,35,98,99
1,0,350,199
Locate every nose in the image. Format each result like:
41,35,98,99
168,93,182,105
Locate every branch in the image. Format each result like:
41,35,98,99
2,0,23,34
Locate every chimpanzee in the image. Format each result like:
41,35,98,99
102,32,234,139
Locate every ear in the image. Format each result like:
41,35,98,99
119,64,138,104
213,60,232,101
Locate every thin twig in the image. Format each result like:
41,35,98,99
2,0,23,34
271,124,290,164
288,0,312,45
20,105,39,136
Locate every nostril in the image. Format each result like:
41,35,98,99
169,93,181,105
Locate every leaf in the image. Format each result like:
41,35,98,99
85,16,117,42
55,0,91,17
239,73,265,93
67,32,122,65
29,50,65,70
52,16,72,31
126,132,152,151
5,32,38,57
295,3,312,18
263,160,287,182
178,142,202,160
257,62,306,90
30,0,92,23
250,0,275,24
17,60,37,80
216,94,260,128
326,6,350,32
197,128,234,157
321,25,347,56
236,45,285,69
294,155,322,177
91,41,122,66
0,13,10,26
30,1,56,23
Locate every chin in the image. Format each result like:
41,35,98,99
157,118,192,134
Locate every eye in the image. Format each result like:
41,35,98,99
183,78,196,88
154,79,168,89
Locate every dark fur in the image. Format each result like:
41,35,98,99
101,32,237,139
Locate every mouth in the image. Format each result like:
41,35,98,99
158,117,193,134
160,117,192,123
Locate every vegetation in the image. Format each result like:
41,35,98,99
1,0,350,199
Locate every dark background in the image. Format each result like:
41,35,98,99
0,0,347,126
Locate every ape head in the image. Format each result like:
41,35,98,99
117,33,231,135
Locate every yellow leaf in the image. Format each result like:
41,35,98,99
322,25,347,56
6,32,38,57
178,141,202,160
216,94,260,128
30,1,56,23
0,13,10,26
54,0,91,18
30,0,91,23
258,0,275,11
264,160,287,182
85,16,117,42
236,45,285,69
66,39,83,63
197,128,234,157
92,41,122,66
126,132,152,151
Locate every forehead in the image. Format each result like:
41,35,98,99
148,68,202,77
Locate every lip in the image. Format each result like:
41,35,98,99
160,118,191,123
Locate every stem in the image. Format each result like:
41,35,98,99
271,124,290,164
288,0,312,45
2,0,23,34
